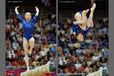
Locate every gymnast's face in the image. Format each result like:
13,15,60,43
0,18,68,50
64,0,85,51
74,13,82,21
25,12,32,21
77,33,84,42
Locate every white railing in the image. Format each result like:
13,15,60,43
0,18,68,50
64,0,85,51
58,73,86,76
58,70,103,76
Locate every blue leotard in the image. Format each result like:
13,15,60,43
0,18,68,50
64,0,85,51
73,11,92,37
17,14,38,40
72,23,92,37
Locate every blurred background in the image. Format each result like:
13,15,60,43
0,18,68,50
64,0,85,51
58,0,109,76
5,0,56,76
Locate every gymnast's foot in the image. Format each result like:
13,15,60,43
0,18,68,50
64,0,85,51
27,68,30,71
91,3,96,12
28,49,32,55
83,9,89,15
49,63,56,73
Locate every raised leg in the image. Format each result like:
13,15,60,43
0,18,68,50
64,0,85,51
87,3,96,27
79,9,89,31
82,9,89,25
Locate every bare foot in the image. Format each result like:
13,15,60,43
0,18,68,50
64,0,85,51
28,49,32,55
27,68,30,71
91,3,96,12
83,9,89,15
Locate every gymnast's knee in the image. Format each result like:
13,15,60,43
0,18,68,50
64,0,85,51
29,37,35,44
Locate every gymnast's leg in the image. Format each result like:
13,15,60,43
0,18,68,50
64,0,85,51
79,9,89,31
28,37,35,55
87,3,96,27
82,9,89,25
23,37,30,71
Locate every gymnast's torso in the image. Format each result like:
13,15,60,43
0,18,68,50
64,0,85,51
17,14,37,40
73,23,92,37
22,20,35,39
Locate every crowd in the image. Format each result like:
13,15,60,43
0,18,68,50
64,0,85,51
5,12,56,70
5,9,109,76
58,17,109,75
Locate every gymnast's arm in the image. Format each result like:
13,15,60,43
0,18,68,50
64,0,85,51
79,25,86,31
73,21,86,31
73,21,84,25
15,6,24,22
72,24,77,35
32,6,39,23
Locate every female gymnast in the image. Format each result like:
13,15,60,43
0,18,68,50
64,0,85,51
73,3,96,42
15,6,39,70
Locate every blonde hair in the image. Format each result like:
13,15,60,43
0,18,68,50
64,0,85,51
25,12,31,15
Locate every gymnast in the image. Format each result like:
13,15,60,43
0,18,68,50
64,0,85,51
15,6,39,71
73,3,96,42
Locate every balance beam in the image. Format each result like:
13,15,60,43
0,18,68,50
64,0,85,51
21,63,54,76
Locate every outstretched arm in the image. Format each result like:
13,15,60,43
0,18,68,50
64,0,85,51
73,21,86,31
72,24,77,35
73,21,84,25
15,6,19,14
35,6,39,16
15,6,24,22
33,6,39,23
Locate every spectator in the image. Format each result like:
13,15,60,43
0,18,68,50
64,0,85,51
99,64,107,70
58,17,109,74
8,48,15,59
76,47,82,55
40,48,47,57
75,61,81,70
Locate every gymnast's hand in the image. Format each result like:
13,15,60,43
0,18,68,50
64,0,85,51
15,6,19,14
35,6,39,15
73,32,76,37
73,32,76,35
